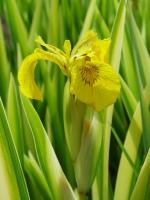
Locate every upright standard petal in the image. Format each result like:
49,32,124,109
71,32,111,66
70,62,120,111
93,38,111,63
72,31,98,56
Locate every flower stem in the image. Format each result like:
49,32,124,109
79,192,88,200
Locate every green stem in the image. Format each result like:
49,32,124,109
79,193,88,200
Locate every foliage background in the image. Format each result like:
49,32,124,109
0,0,150,200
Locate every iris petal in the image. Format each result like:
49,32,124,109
72,31,98,56
18,48,67,100
35,36,66,57
64,40,71,56
93,38,111,62
18,53,42,100
18,31,120,111
70,62,120,111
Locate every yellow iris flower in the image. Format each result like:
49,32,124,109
18,31,120,111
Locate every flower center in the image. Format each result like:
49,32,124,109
80,64,99,86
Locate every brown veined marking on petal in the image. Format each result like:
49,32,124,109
80,63,99,86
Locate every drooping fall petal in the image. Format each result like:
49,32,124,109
70,62,120,111
18,48,67,100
